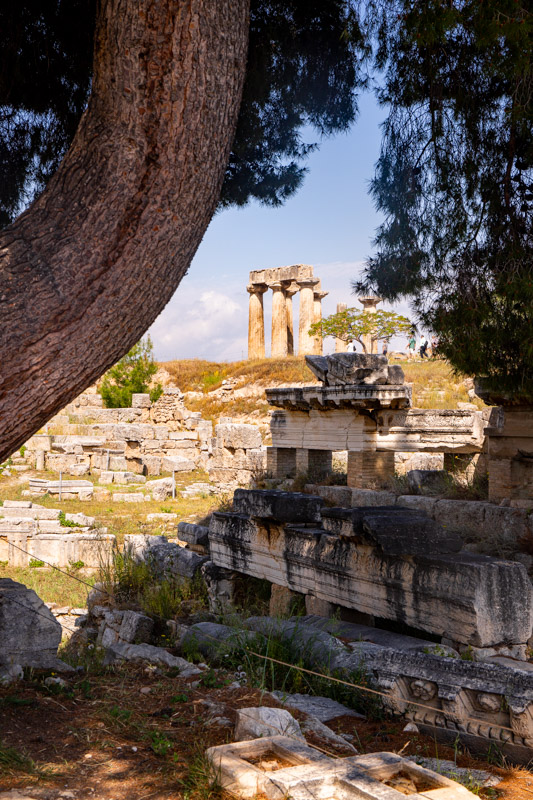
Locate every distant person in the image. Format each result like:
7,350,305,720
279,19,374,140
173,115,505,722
347,340,356,353
382,342,388,356
407,333,416,360
419,335,428,359
431,336,439,358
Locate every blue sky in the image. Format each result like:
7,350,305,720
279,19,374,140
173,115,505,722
148,92,413,362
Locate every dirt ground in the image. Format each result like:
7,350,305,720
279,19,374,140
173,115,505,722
1,665,533,800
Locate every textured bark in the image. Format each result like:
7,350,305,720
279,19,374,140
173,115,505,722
0,0,249,460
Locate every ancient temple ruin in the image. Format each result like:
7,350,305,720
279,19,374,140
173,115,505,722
247,265,328,358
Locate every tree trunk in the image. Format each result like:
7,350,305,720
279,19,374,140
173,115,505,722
0,0,249,461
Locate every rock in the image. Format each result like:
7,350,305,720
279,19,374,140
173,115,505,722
232,489,323,523
162,456,196,473
178,521,210,547
119,610,154,644
270,692,364,722
403,722,419,733
406,757,501,789
407,469,449,491
234,706,305,741
103,642,202,675
300,714,358,753
215,423,262,450
0,579,73,671
181,622,263,661
0,663,23,685
124,534,208,579
44,675,68,689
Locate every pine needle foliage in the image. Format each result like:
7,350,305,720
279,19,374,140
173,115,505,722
356,0,533,395
99,336,162,408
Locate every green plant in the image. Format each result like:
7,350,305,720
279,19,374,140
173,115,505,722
58,510,83,528
149,731,173,757
29,559,45,568
460,646,474,662
109,706,133,723
19,444,26,458
0,741,43,775
181,748,223,800
171,692,189,704
99,336,162,408
68,560,85,571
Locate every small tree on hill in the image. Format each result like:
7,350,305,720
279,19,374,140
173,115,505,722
99,337,162,409
309,308,412,353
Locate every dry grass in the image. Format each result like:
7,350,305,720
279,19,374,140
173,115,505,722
393,358,484,410
0,564,94,607
162,356,314,392
183,395,271,424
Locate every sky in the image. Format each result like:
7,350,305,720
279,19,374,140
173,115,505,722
148,92,413,363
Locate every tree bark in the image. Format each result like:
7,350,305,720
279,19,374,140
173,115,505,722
0,0,249,461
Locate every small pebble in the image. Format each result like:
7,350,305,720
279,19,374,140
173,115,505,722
403,722,419,733
140,687,152,695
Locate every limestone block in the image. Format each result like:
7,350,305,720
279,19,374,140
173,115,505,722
108,455,128,471
153,425,170,440
215,423,262,450
0,505,60,520
92,422,155,441
269,584,301,617
132,393,151,408
396,495,438,517
112,492,146,502
209,512,532,647
103,642,202,675
235,707,304,742
0,579,68,670
305,485,353,507
142,440,162,451
119,610,154,644
142,455,162,475
162,456,195,473
350,489,397,506
232,489,323,523
181,621,263,660
177,522,209,548
169,431,199,441
28,533,115,568
270,692,363,723
3,501,32,508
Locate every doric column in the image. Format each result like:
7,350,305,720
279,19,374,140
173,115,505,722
271,282,288,357
335,302,348,352
358,294,382,354
283,282,298,356
298,278,319,356
247,283,267,359
312,287,328,355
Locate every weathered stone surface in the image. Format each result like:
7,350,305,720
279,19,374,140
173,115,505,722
132,393,151,408
321,506,463,556
125,534,208,579
0,579,71,671
209,512,532,647
270,692,364,723
119,610,154,644
407,469,448,491
235,707,304,741
162,455,196,473
181,622,264,661
112,492,145,502
103,642,201,675
299,713,358,753
177,522,209,547
232,489,323,523
215,423,262,450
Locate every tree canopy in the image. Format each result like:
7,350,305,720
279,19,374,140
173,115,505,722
309,307,412,352
0,0,366,227
357,0,533,394
99,337,162,409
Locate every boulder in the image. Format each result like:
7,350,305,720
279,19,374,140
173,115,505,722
232,489,323,523
0,579,72,671
234,707,304,741
181,622,263,661
103,642,201,675
270,691,364,723
119,610,154,644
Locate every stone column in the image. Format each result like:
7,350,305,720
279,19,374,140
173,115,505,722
312,288,328,355
271,282,288,357
358,295,382,354
335,302,348,352
298,278,319,356
284,283,298,356
247,283,267,359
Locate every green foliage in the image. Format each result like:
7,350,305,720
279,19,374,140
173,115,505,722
58,510,82,528
29,559,45,568
309,307,412,352
358,0,533,394
0,741,42,775
19,445,26,458
99,336,162,408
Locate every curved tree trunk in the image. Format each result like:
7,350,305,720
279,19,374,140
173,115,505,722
0,0,249,461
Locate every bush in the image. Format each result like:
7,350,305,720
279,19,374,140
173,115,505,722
99,336,162,408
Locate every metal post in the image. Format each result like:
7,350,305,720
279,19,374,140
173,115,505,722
172,471,176,500
106,449,110,470
59,471,62,501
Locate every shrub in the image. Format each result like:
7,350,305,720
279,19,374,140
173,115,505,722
99,336,162,408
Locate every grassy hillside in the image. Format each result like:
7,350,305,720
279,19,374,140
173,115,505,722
159,356,482,422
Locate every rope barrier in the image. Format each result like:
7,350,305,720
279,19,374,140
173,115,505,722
1,539,524,739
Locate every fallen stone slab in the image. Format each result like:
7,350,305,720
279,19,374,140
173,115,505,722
406,757,502,790
181,621,264,661
270,691,364,722
300,713,358,754
112,492,146,502
235,707,305,742
177,521,210,547
119,610,154,644
103,642,202,676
